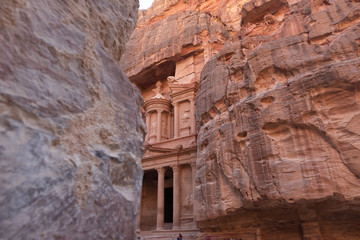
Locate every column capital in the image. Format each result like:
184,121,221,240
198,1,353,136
190,162,196,169
172,165,180,172
156,167,166,174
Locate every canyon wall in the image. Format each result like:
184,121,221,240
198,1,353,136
195,0,360,239
0,0,144,239
121,0,360,239
120,0,245,88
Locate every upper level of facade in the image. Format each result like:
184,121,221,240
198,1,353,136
138,54,203,170
144,79,198,144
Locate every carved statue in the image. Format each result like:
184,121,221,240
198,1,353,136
150,122,156,136
167,76,178,84
181,110,190,125
182,193,193,211
152,81,165,99
161,116,167,137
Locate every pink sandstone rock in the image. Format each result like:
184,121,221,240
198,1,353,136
120,0,245,87
121,0,360,239
0,0,144,239
195,0,360,239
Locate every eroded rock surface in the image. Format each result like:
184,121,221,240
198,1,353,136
0,0,144,239
120,0,249,87
195,0,360,239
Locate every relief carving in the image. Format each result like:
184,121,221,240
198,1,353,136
150,122,156,136
167,76,178,84
183,193,193,211
181,110,190,126
152,81,165,99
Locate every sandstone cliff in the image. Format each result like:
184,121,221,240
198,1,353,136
0,0,144,239
120,0,247,88
195,0,360,239
122,0,360,239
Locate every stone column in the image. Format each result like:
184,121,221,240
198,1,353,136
156,109,162,142
156,167,165,230
145,112,150,142
172,165,180,230
191,163,197,228
191,163,196,192
170,112,174,138
190,98,196,134
174,102,179,138
136,201,141,233
167,111,171,139
256,228,262,240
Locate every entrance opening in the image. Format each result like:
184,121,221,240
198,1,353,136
164,187,173,223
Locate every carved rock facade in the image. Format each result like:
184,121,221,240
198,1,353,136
138,79,199,239
0,1,143,239
121,0,241,238
122,0,360,239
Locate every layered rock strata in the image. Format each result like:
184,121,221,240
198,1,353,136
120,0,248,87
195,0,360,239
121,0,360,239
0,0,144,239
121,1,241,239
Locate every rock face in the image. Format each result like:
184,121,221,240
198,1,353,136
121,0,360,239
120,0,246,87
195,0,360,239
0,1,144,239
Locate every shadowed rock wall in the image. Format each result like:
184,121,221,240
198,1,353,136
0,0,144,239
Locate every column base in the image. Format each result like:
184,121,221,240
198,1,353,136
156,227,164,231
172,226,181,231
191,220,198,230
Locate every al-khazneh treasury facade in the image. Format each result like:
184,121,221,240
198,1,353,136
136,55,202,239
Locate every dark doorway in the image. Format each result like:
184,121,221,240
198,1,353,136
164,187,173,223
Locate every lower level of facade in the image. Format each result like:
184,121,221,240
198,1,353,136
137,135,200,240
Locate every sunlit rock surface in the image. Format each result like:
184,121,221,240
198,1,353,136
0,0,144,239
195,0,360,239
120,0,246,86
121,0,360,239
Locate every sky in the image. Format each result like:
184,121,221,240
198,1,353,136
139,0,154,9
